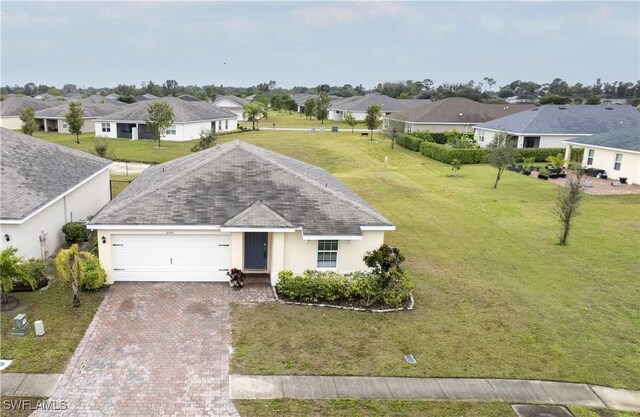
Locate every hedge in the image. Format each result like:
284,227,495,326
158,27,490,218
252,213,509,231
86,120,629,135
396,134,424,151
419,141,488,164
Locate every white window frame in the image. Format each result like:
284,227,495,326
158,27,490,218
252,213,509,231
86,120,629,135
478,130,485,143
587,149,595,165
614,153,622,171
63,122,68,129
101,122,111,133
165,124,176,135
317,240,338,269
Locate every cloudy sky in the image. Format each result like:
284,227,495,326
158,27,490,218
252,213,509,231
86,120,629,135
1,1,638,89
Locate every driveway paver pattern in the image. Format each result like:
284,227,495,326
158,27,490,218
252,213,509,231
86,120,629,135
33,282,239,417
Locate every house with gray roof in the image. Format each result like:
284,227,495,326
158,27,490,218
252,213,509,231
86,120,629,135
0,96,61,130
292,93,341,114
474,104,640,148
0,128,112,259
328,93,428,122
213,95,248,121
89,140,394,285
34,100,125,133
385,97,535,133
94,97,238,141
563,126,640,184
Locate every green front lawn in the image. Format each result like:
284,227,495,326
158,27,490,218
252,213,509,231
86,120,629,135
251,111,354,129
0,277,105,373
227,132,640,389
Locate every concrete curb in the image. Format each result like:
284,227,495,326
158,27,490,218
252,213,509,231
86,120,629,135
229,375,640,412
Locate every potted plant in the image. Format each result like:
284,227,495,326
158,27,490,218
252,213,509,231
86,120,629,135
227,268,245,290
538,167,549,180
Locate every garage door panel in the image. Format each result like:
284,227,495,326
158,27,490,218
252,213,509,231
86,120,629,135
111,234,230,281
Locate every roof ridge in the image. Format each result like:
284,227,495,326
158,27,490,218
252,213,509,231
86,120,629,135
238,142,391,225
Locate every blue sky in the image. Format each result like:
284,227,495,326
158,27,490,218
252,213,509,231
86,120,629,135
1,1,638,89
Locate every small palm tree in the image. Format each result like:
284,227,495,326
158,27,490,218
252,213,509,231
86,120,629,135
546,153,566,169
55,244,99,307
1,247,36,304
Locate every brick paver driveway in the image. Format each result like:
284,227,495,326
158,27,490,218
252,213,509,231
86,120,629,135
35,283,239,416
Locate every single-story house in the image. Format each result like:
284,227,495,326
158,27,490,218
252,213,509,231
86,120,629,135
384,97,535,133
0,96,60,129
212,95,248,121
329,93,428,121
89,140,394,285
35,100,124,134
292,93,341,114
0,128,112,259
177,94,201,102
134,93,158,102
563,126,640,184
474,104,640,148
94,97,238,141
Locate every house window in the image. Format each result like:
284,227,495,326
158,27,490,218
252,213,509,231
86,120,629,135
317,240,338,268
478,130,485,143
166,124,176,135
587,149,595,165
225,120,228,130
218,121,222,130
101,123,111,133
614,153,623,171
63,122,68,129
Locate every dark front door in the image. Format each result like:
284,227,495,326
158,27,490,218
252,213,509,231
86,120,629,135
244,232,267,270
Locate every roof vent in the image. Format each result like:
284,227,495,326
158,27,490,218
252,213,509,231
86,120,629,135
458,113,463,117
532,108,539,111
605,107,613,110
558,106,567,110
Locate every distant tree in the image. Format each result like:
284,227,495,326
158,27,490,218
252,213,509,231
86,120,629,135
344,111,358,133
316,84,331,93
315,92,330,124
65,101,85,144
573,97,584,105
117,96,135,104
282,95,297,114
487,131,517,189
191,128,217,152
243,101,267,130
19,106,37,135
1,247,36,305
483,77,496,92
46,87,61,96
585,95,601,105
270,94,283,112
145,101,175,148
557,168,584,245
62,83,78,94
354,84,365,95
303,99,316,120
364,103,382,140
539,95,571,105
383,115,405,148
163,79,179,96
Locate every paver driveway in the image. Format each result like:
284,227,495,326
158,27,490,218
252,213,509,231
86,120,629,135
34,282,239,416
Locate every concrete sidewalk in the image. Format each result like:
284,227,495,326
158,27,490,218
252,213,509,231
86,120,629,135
230,375,640,413
0,373,62,397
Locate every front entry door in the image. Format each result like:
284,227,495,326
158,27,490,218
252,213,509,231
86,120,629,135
244,232,268,270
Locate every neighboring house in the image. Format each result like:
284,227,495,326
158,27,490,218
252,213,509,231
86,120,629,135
0,128,111,259
105,93,120,101
134,93,158,102
563,126,640,184
89,140,394,285
474,105,640,148
178,94,201,102
94,97,238,141
213,95,247,121
506,96,536,104
35,101,124,134
385,97,535,133
292,93,341,114
0,96,60,129
329,93,428,121
34,93,66,101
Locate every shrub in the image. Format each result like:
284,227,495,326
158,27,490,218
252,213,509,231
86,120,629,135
191,128,218,152
93,137,112,158
420,141,488,164
80,255,106,290
61,221,87,244
227,268,245,289
363,244,405,287
396,134,424,151
13,258,48,291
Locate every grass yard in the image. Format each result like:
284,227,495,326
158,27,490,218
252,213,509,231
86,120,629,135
0,277,105,373
226,131,640,390
110,174,137,198
250,111,354,129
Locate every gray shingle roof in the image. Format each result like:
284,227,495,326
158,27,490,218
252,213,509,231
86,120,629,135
564,126,640,153
95,97,237,123
331,93,428,113
90,140,393,235
0,128,111,221
213,95,247,107
34,101,125,119
398,97,535,123
0,96,61,117
475,104,640,134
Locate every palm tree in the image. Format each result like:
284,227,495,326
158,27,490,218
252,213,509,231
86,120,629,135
55,244,100,307
1,247,36,304
242,102,267,130
546,153,566,169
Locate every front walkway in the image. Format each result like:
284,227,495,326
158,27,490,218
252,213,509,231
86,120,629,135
32,282,240,417
230,375,640,413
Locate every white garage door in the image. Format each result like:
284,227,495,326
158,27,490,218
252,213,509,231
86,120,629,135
111,234,230,281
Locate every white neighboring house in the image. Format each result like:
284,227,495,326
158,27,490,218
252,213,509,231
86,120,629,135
564,127,640,185
0,128,112,259
34,100,124,134
0,96,60,130
94,97,238,141
474,104,640,148
328,93,427,121
89,140,394,286
212,95,247,121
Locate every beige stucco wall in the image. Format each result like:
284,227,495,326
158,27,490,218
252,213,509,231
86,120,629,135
54,118,95,134
1,169,111,260
407,122,475,133
0,117,22,129
581,147,640,184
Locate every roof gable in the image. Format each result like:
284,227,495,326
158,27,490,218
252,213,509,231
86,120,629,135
224,200,294,228
564,126,640,153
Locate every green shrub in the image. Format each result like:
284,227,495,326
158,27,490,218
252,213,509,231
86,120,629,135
93,137,112,158
61,221,87,244
420,141,488,164
13,258,48,291
380,271,414,308
396,134,424,151
516,148,582,163
80,256,106,290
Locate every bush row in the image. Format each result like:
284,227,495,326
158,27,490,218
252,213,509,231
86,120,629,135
275,270,414,309
419,141,488,164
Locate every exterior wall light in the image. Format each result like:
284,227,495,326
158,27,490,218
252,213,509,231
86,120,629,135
4,234,9,242
101,236,107,244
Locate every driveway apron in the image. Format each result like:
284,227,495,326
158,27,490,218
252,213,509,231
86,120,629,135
33,282,239,416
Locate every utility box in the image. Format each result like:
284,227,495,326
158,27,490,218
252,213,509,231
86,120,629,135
12,314,30,336
331,126,339,132
34,320,45,336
